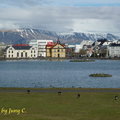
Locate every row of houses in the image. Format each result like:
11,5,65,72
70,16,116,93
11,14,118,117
67,39,120,58
5,39,66,59
93,39,120,58
2,39,120,59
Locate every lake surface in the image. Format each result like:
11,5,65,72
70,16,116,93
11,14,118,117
0,60,120,88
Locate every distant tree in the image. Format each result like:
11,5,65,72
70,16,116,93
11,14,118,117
0,49,4,57
91,52,98,57
99,49,107,57
79,49,87,55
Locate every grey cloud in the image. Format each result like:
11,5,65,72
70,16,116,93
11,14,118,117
0,6,120,33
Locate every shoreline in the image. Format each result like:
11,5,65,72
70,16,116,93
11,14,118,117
0,57,120,61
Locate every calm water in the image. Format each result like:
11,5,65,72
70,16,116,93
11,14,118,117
0,60,120,88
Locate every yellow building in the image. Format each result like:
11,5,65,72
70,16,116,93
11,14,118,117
46,41,66,58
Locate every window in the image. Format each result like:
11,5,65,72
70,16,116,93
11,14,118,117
58,49,60,52
17,52,19,57
25,52,27,57
21,52,23,57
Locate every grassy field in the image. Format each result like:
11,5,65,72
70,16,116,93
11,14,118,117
0,89,120,120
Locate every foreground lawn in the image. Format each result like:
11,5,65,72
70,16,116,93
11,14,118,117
0,90,120,120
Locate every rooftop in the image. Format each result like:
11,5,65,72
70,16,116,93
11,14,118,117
109,43,120,47
12,44,32,50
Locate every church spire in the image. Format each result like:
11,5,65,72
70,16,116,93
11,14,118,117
57,37,61,44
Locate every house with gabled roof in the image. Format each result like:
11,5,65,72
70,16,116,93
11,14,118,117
107,43,120,58
6,44,37,58
46,40,66,58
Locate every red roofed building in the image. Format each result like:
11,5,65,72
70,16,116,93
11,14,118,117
46,40,66,58
13,44,29,47
6,44,37,59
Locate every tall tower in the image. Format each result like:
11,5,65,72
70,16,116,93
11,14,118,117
57,37,61,44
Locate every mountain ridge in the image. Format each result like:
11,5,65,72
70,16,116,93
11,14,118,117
0,28,120,44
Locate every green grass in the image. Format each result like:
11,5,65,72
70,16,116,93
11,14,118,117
0,89,120,120
89,73,112,77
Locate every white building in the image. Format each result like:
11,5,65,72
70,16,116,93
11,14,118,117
112,40,120,44
107,43,120,57
74,40,94,53
80,40,94,46
74,44,82,53
6,44,37,58
67,44,76,49
102,41,112,46
29,40,53,57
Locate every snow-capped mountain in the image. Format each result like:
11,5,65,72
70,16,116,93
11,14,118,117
0,28,120,44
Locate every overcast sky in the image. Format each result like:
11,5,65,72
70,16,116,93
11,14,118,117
0,0,120,33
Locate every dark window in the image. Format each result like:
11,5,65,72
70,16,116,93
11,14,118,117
25,52,27,57
21,52,23,57
17,52,19,57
